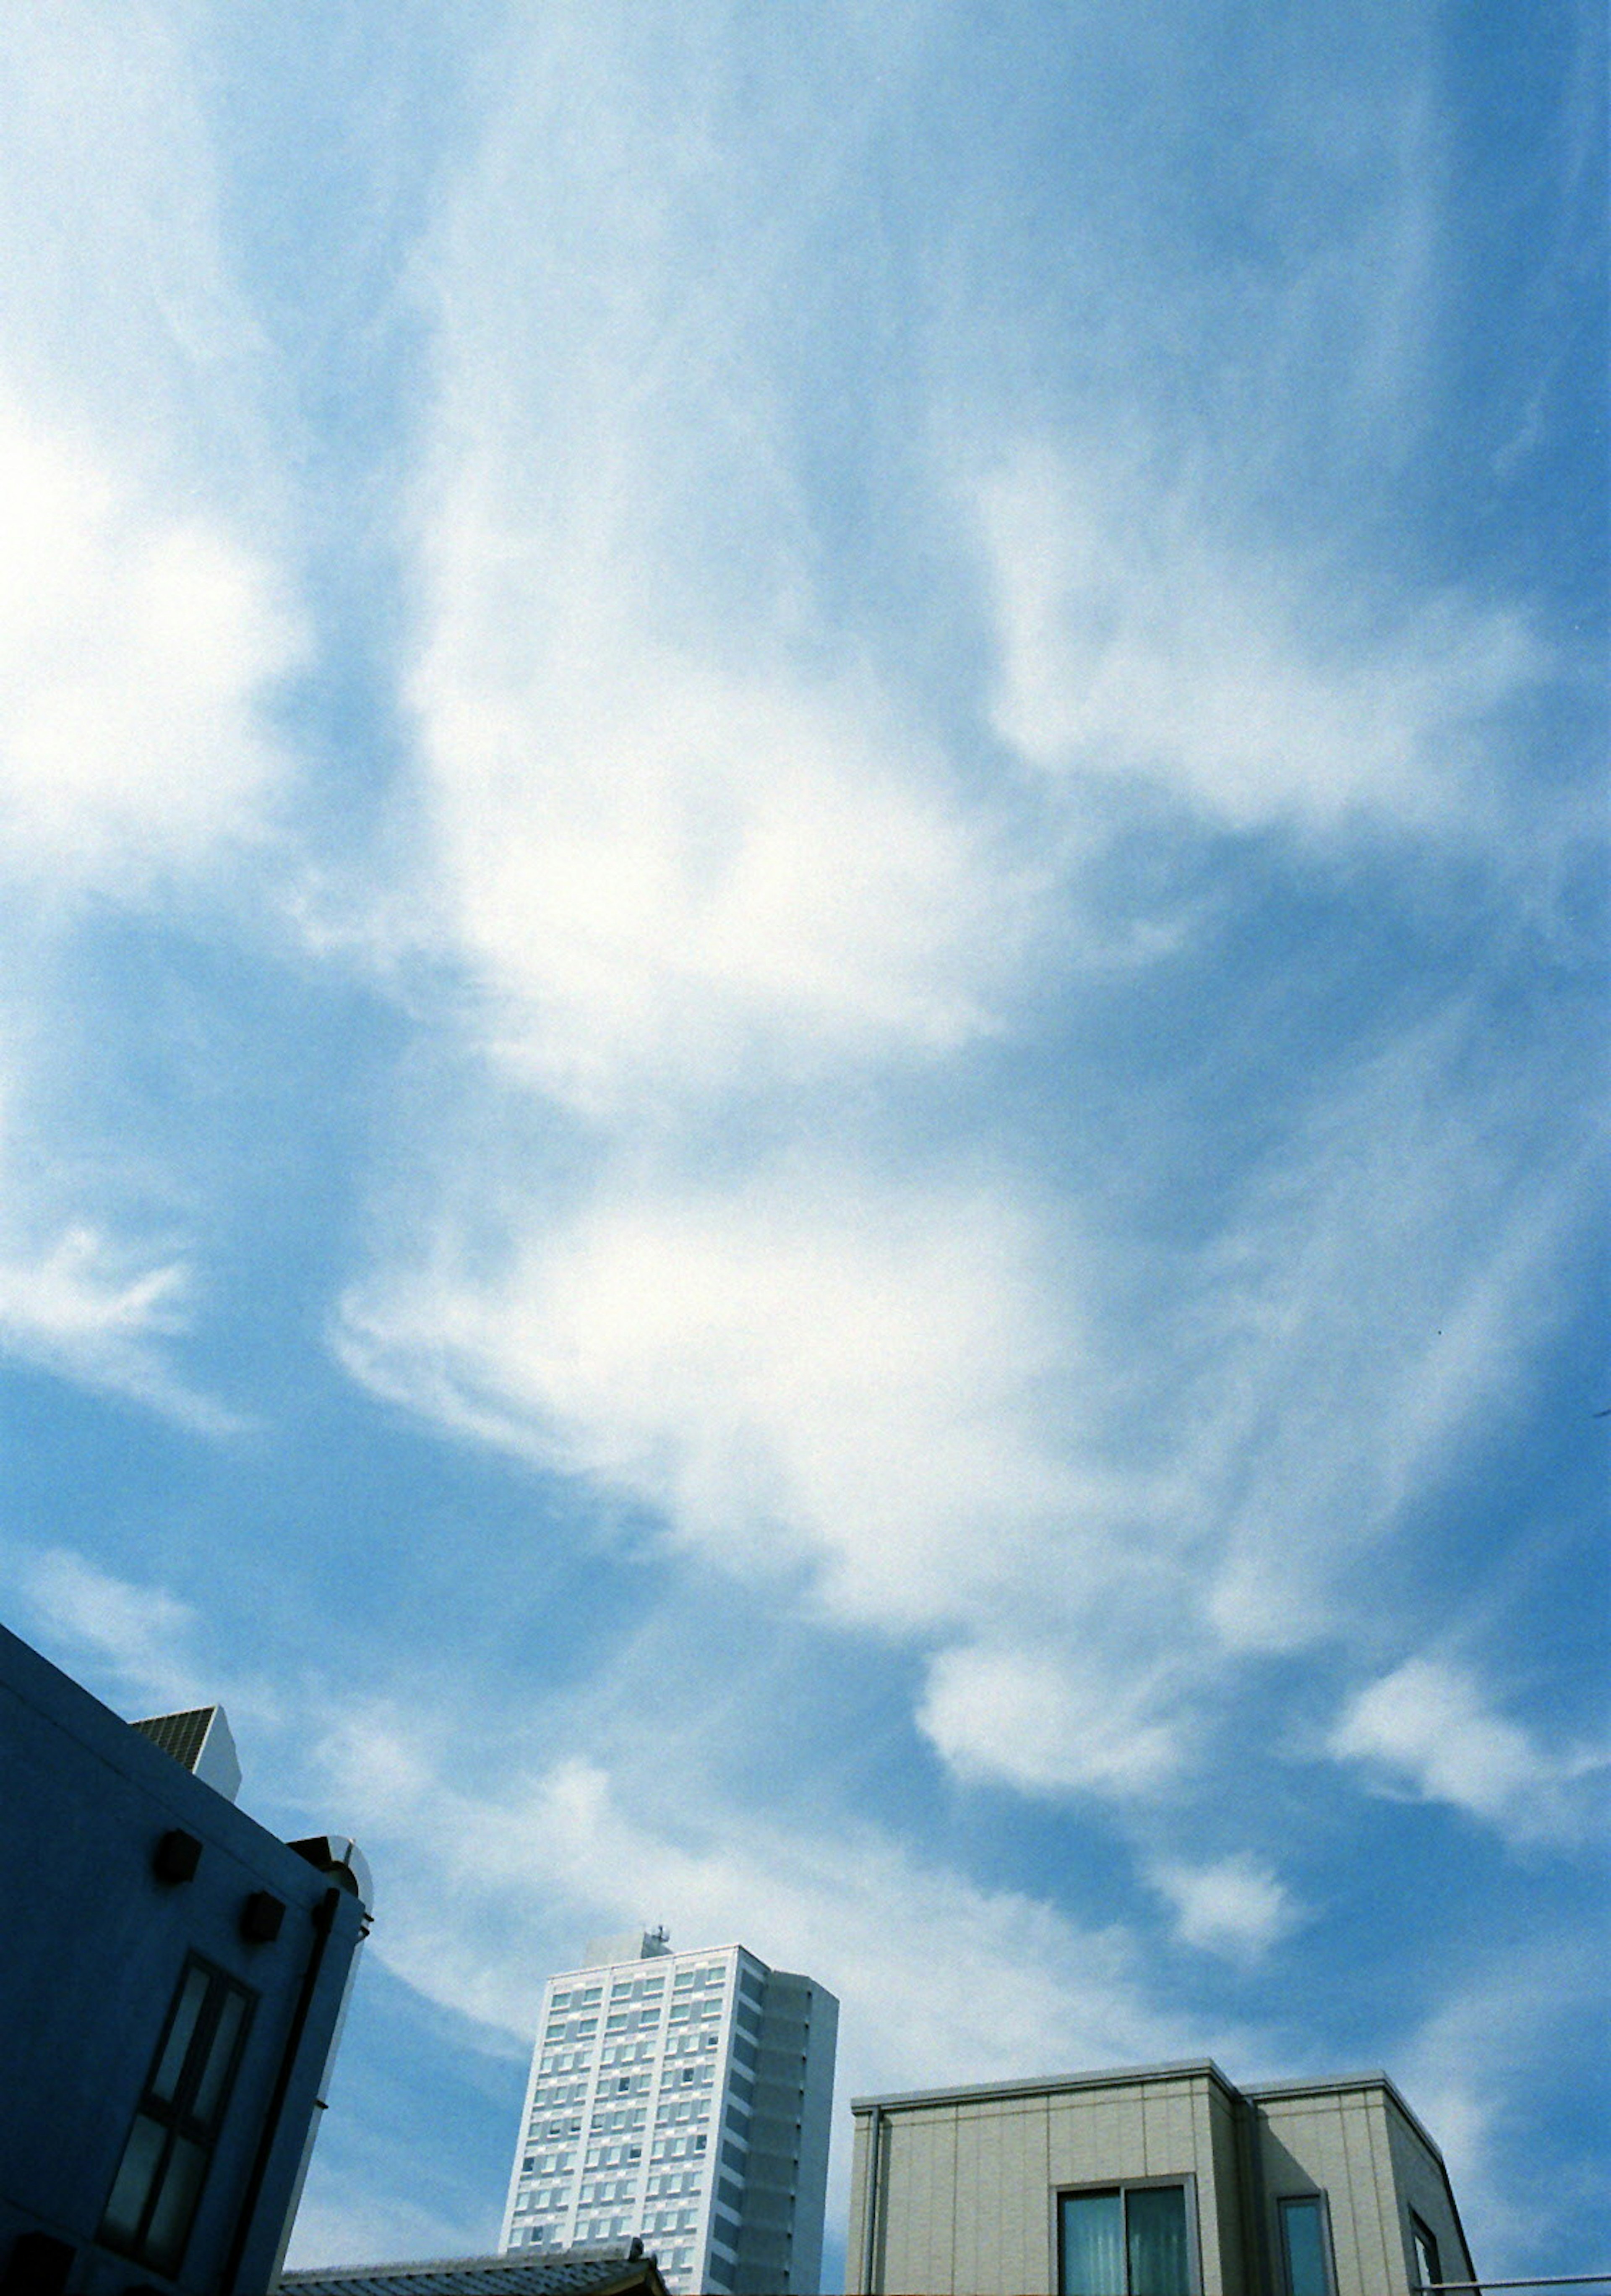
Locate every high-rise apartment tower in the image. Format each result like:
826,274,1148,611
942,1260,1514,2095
500,1929,837,2296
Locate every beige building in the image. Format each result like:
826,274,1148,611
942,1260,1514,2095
847,2061,1476,2296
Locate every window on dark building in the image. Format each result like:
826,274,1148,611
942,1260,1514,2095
98,1955,254,2276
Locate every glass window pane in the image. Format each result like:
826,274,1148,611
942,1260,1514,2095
99,2113,168,2242
1060,2191,1126,2295
151,1965,211,2102
1280,2198,1329,2296
143,2133,209,2275
191,1984,248,2125
1126,2185,1190,2296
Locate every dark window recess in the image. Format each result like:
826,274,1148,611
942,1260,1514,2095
728,2070,755,2106
721,2139,748,2175
152,1830,202,1885
718,2175,745,2212
0,2231,75,2296
1410,2215,1442,2291
732,2035,758,2073
98,1954,255,2278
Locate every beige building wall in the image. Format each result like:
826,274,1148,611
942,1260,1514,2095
1254,2079,1475,2296
847,2063,1474,2296
849,2066,1238,2296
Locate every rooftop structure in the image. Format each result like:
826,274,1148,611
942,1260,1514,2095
278,2240,669,2296
848,2058,1477,2296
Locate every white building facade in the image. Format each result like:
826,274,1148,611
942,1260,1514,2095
500,1929,837,2296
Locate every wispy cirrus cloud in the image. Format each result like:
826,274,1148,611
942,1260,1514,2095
0,380,294,1425
340,1158,1092,1628
331,0,1601,1829
1329,1656,1608,1843
0,1221,247,1432
0,0,1602,2274
0,386,298,895
0,12,302,1428
11,1546,203,1715
300,1689,1239,2246
978,439,1543,838
1397,1937,1611,2270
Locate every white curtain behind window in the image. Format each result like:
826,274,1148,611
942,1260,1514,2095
1060,2190,1126,2294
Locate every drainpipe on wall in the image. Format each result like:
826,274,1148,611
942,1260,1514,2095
860,2105,883,2296
1238,2087,1275,2296
219,1885,341,2296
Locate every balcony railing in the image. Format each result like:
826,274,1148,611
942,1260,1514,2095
1419,2280,1611,2293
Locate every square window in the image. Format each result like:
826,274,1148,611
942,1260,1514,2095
1059,2184,1191,2296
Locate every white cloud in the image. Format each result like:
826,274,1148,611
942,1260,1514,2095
340,1160,1089,1632
0,386,298,893
978,440,1542,837
0,1223,186,1346
405,497,1033,1120
1195,1015,1592,1657
13,1547,203,1715
0,18,300,1424
6,1541,284,1743
332,0,1597,1846
0,5,306,1436
339,1002,1593,1812
0,1217,245,1432
286,2182,489,2278
1148,1855,1301,1963
302,1702,1238,2241
1329,1657,1606,1841
920,1645,1185,1798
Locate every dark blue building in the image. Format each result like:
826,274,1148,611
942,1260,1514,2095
0,1623,371,2296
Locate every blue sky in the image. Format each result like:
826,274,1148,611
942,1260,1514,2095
0,0,1605,2280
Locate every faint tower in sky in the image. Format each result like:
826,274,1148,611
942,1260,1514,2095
501,1927,838,2296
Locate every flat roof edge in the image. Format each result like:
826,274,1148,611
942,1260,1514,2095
851,2060,1238,2114
850,2063,1448,2165
1244,2071,1449,2163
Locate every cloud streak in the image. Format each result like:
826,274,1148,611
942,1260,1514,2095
3,0,1600,2269
0,11,300,1426
1330,1656,1608,1843
978,439,1544,837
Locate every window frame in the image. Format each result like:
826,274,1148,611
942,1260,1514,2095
1054,2173,1202,2296
1409,2212,1444,2291
98,1951,255,2276
1277,2193,1337,2296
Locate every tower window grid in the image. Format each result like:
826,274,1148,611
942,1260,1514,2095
500,1945,759,2295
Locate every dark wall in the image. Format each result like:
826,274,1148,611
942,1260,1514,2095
0,1625,366,2296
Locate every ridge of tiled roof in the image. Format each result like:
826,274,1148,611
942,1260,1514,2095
275,2244,665,2296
